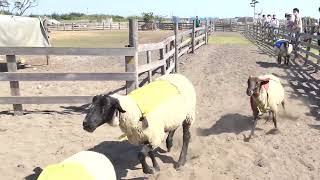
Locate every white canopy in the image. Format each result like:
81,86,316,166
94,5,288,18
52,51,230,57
0,15,50,47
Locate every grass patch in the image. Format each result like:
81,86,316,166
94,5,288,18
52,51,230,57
209,33,250,45
50,30,172,48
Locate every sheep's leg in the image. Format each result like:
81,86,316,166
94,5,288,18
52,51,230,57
285,55,290,65
175,120,191,170
166,129,176,152
138,145,155,174
248,107,259,139
148,149,160,172
272,111,278,129
277,55,281,64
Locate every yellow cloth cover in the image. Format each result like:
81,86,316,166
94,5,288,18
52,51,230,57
128,80,180,116
37,162,94,180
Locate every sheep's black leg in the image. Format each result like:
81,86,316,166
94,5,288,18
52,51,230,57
175,120,191,170
148,149,160,172
285,55,290,65
138,145,154,174
277,55,281,64
166,129,176,152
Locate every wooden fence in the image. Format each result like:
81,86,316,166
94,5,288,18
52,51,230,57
48,21,213,31
48,22,130,31
214,22,249,32
246,24,320,71
0,19,214,115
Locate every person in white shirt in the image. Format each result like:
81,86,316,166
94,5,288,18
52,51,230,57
292,8,303,33
270,14,280,28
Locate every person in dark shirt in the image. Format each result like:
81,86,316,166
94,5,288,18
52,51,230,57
195,16,201,28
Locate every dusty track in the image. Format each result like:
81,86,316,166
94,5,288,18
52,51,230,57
0,32,320,180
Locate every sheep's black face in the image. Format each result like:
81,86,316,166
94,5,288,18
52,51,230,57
246,77,261,96
83,95,125,132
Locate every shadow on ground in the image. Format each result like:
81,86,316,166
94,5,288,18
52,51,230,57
89,141,175,180
197,113,253,136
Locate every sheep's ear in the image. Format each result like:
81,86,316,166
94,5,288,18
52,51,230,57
139,116,149,129
112,98,126,113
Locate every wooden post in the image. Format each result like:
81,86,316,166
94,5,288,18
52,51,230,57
174,21,179,73
159,48,165,75
205,19,208,44
6,55,23,116
63,23,66,31
110,22,112,30
192,20,196,53
119,22,121,30
102,22,105,30
72,23,74,31
146,51,152,82
125,19,139,94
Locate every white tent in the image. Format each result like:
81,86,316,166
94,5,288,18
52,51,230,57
0,15,50,47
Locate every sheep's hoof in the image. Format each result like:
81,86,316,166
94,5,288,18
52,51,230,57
143,167,155,174
154,165,160,172
174,161,185,170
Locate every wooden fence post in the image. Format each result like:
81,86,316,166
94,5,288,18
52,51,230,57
205,19,208,44
192,20,196,53
159,48,165,75
63,23,66,31
102,22,105,30
6,55,23,116
110,22,112,30
125,19,139,94
72,23,74,31
119,22,121,30
146,51,152,82
174,21,179,73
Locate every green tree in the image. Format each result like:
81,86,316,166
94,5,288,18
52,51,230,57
142,12,154,22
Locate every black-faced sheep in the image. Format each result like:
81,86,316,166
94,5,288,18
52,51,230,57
274,39,293,65
246,74,285,140
83,74,196,174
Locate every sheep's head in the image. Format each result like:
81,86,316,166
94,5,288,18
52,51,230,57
246,76,268,96
83,95,126,132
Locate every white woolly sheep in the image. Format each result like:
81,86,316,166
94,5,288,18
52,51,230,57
83,74,196,174
274,39,293,65
246,74,285,140
38,151,116,180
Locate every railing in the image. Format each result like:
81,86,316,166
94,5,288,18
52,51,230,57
246,24,320,71
0,19,214,115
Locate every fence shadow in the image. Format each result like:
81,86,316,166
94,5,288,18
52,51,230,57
197,113,255,136
243,32,320,121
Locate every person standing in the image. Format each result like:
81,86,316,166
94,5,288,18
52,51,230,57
291,8,303,57
195,16,201,28
318,7,320,55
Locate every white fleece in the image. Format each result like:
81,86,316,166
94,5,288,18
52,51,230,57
111,74,196,147
274,43,293,57
254,74,285,113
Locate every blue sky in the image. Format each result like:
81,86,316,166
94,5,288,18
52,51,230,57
30,0,319,18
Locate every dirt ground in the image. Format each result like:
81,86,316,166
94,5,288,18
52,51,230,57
1,32,320,180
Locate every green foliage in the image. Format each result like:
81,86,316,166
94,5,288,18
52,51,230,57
142,12,154,22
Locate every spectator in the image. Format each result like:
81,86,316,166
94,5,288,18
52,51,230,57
265,14,272,27
195,16,201,28
285,13,294,31
291,8,303,57
270,14,280,28
318,7,320,55
292,8,303,33
261,14,266,26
